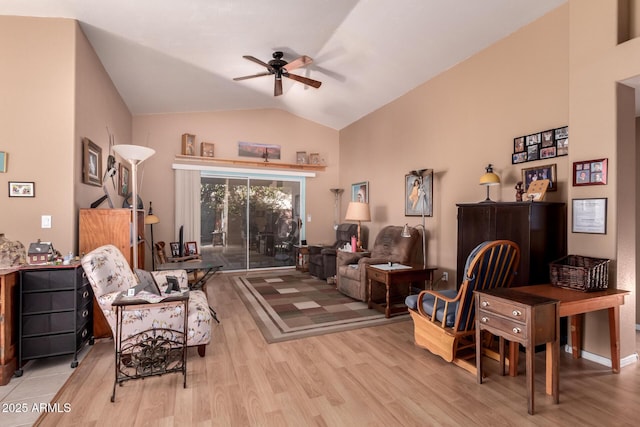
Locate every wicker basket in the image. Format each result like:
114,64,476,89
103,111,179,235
549,255,610,292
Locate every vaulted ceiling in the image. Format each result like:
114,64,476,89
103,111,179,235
1,0,566,129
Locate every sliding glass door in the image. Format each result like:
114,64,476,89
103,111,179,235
200,172,304,271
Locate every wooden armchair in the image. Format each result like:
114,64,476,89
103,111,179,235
405,240,520,373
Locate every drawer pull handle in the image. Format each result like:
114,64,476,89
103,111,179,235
82,329,88,338
481,301,489,307
82,310,89,318
512,310,522,317
512,327,522,334
83,291,89,298
481,317,489,323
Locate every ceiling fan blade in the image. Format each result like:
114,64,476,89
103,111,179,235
242,55,274,71
274,77,283,96
233,71,272,81
284,73,322,88
283,55,312,72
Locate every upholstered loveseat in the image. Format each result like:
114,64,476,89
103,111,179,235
308,223,359,280
335,225,420,301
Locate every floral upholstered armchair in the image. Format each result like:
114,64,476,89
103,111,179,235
81,244,212,357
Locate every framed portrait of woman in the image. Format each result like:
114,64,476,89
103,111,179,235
405,171,433,217
351,181,368,203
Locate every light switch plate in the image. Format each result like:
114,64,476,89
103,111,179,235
41,215,52,228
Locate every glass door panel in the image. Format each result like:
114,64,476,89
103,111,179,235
200,173,302,271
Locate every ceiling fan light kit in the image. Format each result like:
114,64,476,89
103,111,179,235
234,51,322,96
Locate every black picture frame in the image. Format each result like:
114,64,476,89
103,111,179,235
8,181,35,197
572,198,607,234
169,242,181,257
405,171,433,217
511,126,568,164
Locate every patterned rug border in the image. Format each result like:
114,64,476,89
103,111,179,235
233,272,408,343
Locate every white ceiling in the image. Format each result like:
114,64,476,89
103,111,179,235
1,0,567,130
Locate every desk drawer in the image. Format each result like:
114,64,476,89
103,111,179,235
478,310,527,342
367,268,386,283
477,294,527,322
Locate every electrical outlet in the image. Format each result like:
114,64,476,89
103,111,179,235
442,272,448,282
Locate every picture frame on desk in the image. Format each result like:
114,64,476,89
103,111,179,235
170,242,181,257
521,163,556,192
185,241,198,256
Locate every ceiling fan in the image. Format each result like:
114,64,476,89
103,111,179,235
233,51,322,96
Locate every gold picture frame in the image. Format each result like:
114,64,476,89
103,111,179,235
201,142,215,157
181,133,196,156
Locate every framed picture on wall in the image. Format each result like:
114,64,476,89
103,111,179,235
573,158,607,186
82,138,102,186
405,171,433,217
351,181,368,203
118,163,130,196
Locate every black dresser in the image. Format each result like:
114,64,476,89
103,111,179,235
16,263,93,375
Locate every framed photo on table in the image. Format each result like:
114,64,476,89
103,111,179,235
185,241,198,256
521,164,557,192
170,242,181,257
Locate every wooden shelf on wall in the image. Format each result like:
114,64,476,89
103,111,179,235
174,155,326,171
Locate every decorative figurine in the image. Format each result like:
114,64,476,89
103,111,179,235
515,181,525,202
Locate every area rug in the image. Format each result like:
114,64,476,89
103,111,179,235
233,271,409,343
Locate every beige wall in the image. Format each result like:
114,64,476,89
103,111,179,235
0,17,76,253
132,109,339,265
0,16,132,255
340,6,569,280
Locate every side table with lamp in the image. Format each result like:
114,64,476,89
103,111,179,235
344,201,370,251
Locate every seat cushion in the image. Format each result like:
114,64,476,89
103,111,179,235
405,289,459,327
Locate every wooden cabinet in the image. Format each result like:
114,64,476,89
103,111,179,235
0,268,18,385
457,202,566,287
79,208,144,338
17,264,93,376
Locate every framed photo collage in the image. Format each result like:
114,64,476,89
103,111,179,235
512,126,568,165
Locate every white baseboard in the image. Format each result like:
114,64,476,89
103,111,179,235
563,344,639,368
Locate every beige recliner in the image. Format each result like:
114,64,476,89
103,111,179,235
335,225,421,301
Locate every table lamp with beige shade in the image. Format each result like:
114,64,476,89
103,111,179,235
344,201,371,250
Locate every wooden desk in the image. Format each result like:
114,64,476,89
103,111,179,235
513,284,629,376
475,287,559,415
366,264,435,318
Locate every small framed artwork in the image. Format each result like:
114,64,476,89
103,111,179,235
82,137,102,186
296,151,307,164
556,138,569,156
540,146,556,159
522,163,557,192
525,133,541,146
512,152,527,164
170,242,181,257
573,158,607,186
0,151,7,172
540,129,555,147
405,171,433,217
555,126,568,139
181,133,196,156
8,181,35,197
118,163,130,196
185,241,198,255
513,136,525,153
352,181,369,203
527,144,539,161
201,142,215,157
309,153,320,165
572,198,607,234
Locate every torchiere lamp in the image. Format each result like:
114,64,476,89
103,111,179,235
144,201,160,270
330,188,344,230
344,201,371,250
112,144,155,270
479,163,501,203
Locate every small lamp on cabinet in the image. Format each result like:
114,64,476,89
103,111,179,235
479,164,501,203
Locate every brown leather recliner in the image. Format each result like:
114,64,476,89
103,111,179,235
335,225,421,302
308,223,359,280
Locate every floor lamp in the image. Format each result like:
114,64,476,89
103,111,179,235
112,144,155,270
145,201,160,270
402,169,432,269
330,188,344,230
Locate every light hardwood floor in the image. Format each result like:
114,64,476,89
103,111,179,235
37,271,639,426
